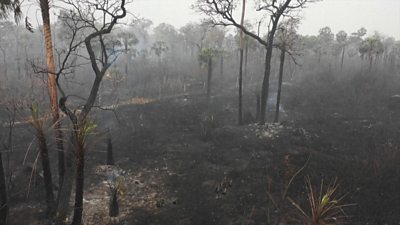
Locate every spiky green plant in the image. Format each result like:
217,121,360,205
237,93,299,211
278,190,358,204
290,177,352,225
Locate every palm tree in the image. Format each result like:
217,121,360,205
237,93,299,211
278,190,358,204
0,0,21,22
39,0,64,216
359,35,384,72
336,31,348,70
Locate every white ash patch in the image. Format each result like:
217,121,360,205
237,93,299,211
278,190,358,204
248,123,290,139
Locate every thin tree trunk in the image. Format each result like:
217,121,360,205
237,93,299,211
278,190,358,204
39,0,65,194
219,55,223,77
238,0,246,125
340,46,345,70
238,48,244,125
16,34,21,76
0,152,8,225
125,42,129,75
256,93,260,121
368,56,373,72
274,49,285,123
206,57,213,103
244,40,249,77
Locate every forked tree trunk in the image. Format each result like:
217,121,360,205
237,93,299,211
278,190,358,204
39,0,65,194
274,49,285,123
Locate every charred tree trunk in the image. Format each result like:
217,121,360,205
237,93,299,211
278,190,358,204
274,49,285,123
238,0,246,125
259,18,279,125
109,191,119,217
39,0,65,193
0,151,8,225
71,143,85,225
238,48,244,125
37,130,55,216
56,144,74,223
106,133,114,165
260,49,272,125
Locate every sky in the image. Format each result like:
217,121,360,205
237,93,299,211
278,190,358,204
24,0,400,39
128,0,400,39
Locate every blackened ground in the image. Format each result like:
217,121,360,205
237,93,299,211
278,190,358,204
5,88,400,225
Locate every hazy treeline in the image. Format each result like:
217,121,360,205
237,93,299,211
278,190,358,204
1,17,399,110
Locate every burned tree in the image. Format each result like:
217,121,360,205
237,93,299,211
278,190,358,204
56,1,127,224
195,0,315,124
199,47,218,103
